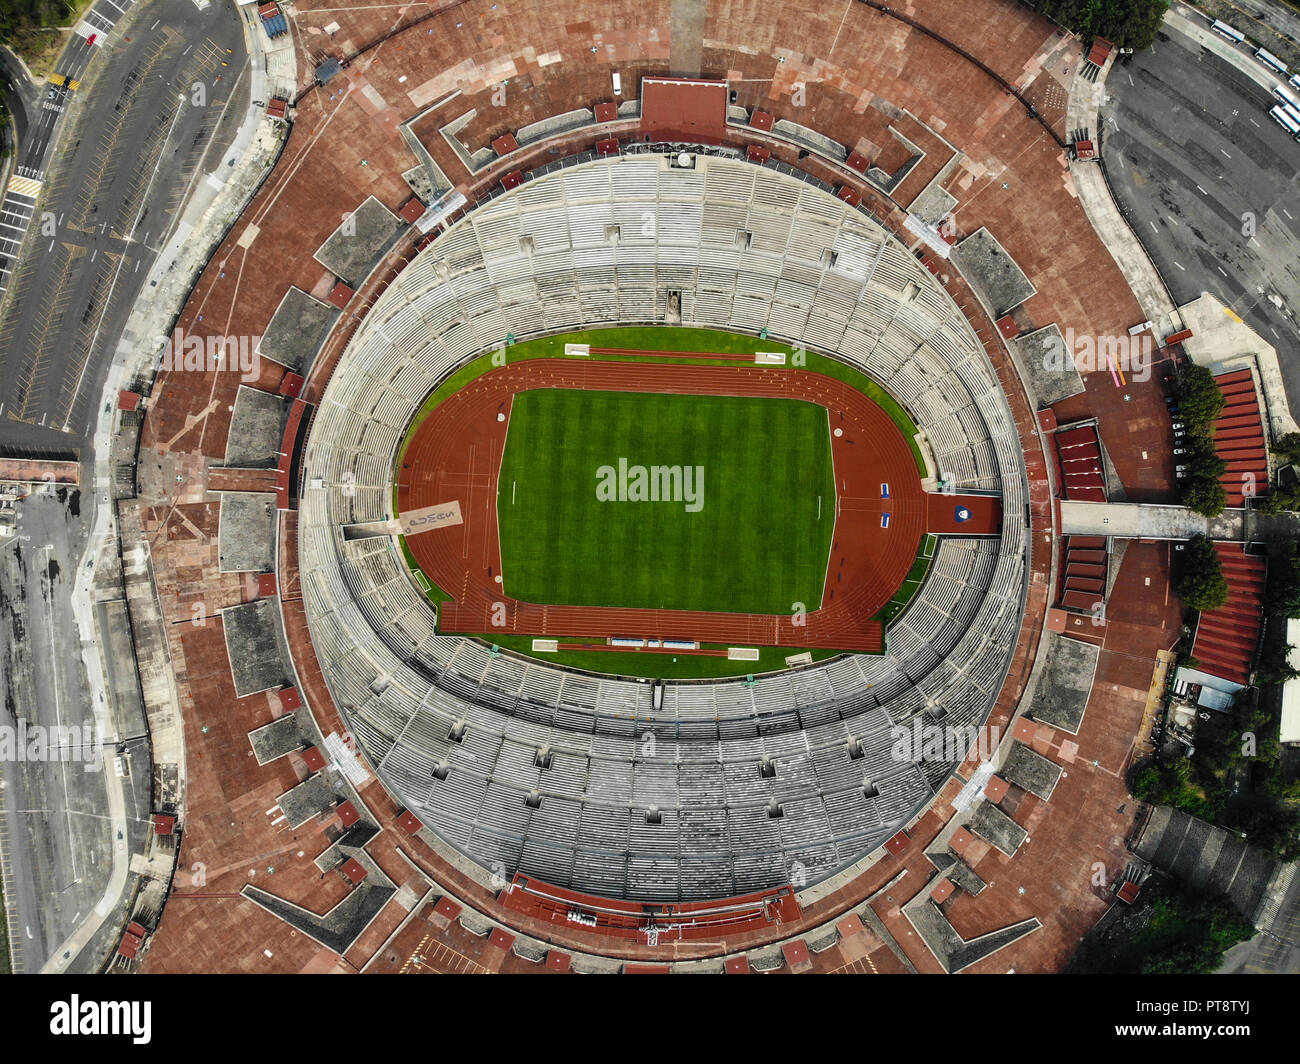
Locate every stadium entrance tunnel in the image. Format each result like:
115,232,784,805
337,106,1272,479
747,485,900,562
299,151,1030,903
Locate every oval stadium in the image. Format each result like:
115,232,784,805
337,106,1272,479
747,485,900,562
0,0,1296,991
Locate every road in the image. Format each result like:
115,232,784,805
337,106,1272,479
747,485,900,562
0,0,250,972
0,0,248,453
0,489,110,973
1213,0,1300,55
1,4,137,305
1103,15,1300,407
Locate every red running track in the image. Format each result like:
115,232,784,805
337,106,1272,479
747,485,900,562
397,359,997,653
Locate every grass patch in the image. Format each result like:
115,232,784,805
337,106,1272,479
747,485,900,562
479,635,842,680
497,388,835,613
877,533,938,624
394,326,927,478
1066,875,1254,974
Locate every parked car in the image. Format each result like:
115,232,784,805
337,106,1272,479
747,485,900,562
1175,465,1190,478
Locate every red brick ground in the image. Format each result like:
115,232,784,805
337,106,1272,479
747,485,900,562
138,0,1166,974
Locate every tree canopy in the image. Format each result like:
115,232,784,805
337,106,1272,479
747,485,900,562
1181,476,1227,518
1066,876,1254,975
1174,534,1228,611
1175,365,1226,432
0,0,74,47
1027,0,1171,51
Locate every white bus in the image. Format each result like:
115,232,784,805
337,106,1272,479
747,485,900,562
1290,73,1300,93
1212,20,1246,43
1273,83,1300,112
1256,48,1289,75
1271,105,1300,135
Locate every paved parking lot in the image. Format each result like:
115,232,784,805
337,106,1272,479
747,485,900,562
1103,19,1300,404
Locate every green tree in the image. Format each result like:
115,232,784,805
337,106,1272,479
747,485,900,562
1258,487,1300,515
1181,476,1227,518
1175,534,1228,611
1265,541,1300,617
1182,435,1225,478
1028,0,1170,50
1175,365,1226,433
0,0,75,47
1067,876,1253,975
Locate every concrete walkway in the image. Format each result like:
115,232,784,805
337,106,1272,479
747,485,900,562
1061,499,1229,538
1060,499,1300,540
1066,49,1182,340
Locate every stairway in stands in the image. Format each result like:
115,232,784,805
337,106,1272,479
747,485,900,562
1057,535,1108,642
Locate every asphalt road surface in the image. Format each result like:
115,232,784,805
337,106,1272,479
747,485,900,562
0,0,248,972
0,0,143,305
1103,20,1300,407
0,489,110,973
0,0,249,456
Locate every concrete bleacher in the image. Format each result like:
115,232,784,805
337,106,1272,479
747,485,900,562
217,492,277,574
224,386,291,469
221,598,293,698
314,195,404,287
296,152,1030,901
257,286,340,375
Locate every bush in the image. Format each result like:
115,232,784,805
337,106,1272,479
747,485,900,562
1272,432,1300,466
1067,876,1254,975
1265,541,1300,617
1257,487,1300,514
1174,534,1228,610
1133,758,1211,817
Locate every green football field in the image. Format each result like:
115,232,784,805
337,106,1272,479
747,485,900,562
497,388,836,614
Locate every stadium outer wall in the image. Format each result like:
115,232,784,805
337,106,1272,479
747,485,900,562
289,149,1050,946
130,0,1173,972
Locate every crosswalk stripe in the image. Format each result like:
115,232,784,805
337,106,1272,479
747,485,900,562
6,175,43,199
